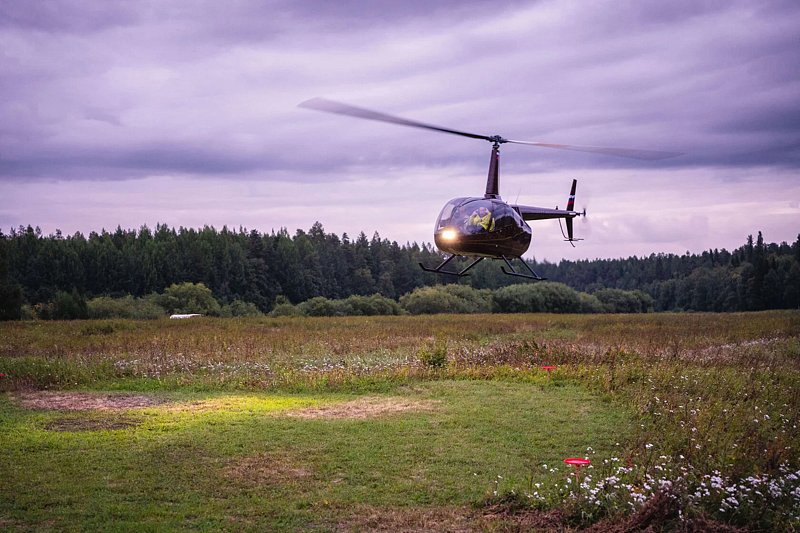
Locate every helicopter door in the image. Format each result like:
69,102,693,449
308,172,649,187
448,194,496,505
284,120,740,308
490,202,519,233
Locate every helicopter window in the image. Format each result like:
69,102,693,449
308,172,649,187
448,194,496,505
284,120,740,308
436,198,467,229
490,203,517,231
457,200,496,234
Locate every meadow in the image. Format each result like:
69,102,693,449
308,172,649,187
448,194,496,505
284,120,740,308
1,311,798,531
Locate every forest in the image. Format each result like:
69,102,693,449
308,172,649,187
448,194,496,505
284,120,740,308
0,222,798,319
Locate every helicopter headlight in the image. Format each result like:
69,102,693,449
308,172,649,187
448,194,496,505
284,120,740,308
440,228,458,241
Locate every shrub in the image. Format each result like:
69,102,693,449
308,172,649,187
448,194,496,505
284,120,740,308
220,300,263,317
154,282,221,316
400,284,491,314
48,289,88,320
344,294,404,316
418,338,448,368
298,294,404,317
492,283,545,313
578,292,605,313
19,304,35,320
533,282,583,313
299,296,342,317
594,288,654,313
269,303,305,317
492,283,586,314
88,295,165,319
269,296,305,317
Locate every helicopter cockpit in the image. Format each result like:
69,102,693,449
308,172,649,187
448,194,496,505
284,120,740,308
436,197,522,236
433,197,531,258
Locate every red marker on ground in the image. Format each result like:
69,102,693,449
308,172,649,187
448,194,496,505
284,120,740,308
563,457,591,483
541,365,557,372
563,457,590,467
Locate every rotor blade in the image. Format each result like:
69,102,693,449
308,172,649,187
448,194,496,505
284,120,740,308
505,140,682,160
299,97,493,142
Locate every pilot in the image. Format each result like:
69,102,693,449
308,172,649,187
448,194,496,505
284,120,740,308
468,206,495,232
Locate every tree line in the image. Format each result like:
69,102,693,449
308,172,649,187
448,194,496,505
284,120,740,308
0,222,797,320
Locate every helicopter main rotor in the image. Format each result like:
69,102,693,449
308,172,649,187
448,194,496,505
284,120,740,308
299,97,681,160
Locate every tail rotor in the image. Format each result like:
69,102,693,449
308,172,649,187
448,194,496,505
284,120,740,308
559,179,585,246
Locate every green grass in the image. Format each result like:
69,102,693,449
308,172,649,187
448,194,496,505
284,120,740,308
0,381,627,531
1,311,798,530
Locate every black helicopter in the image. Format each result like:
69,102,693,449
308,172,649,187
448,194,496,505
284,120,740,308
299,98,679,280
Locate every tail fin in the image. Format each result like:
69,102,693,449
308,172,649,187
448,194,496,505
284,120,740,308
566,179,577,240
566,179,576,212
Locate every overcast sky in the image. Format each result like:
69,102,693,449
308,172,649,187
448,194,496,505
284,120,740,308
1,0,798,261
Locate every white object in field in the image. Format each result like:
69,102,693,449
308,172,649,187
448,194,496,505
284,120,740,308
169,314,203,319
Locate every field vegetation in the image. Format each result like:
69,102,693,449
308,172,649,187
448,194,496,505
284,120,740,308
1,311,798,531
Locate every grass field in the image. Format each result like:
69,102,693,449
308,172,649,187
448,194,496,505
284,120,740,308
1,311,799,531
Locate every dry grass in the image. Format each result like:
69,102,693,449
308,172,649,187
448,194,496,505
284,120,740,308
11,391,166,411
284,396,440,420
43,415,141,432
335,505,477,533
223,453,312,488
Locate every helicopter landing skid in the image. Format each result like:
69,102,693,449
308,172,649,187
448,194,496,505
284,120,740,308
419,255,484,277
500,256,546,281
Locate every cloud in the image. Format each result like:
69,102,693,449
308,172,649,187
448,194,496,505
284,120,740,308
0,0,798,259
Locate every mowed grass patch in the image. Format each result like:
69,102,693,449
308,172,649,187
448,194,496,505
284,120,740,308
0,380,628,531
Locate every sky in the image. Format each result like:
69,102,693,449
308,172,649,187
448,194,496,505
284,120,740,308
1,0,798,261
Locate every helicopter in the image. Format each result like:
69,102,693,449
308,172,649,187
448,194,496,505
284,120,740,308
299,98,680,280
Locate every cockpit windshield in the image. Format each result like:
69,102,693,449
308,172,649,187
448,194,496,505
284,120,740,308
437,198,514,235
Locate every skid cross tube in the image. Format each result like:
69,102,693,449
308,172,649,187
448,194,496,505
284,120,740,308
499,256,546,281
419,255,484,277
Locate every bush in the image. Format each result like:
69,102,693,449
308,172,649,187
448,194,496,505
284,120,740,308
594,288,654,313
400,284,492,314
534,282,583,313
269,303,305,317
578,292,605,313
492,282,585,314
88,295,165,319
19,304,35,320
299,296,343,317
492,284,545,313
418,338,448,368
269,295,305,317
298,294,404,317
220,300,263,317
343,294,404,316
47,289,88,320
154,282,221,316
